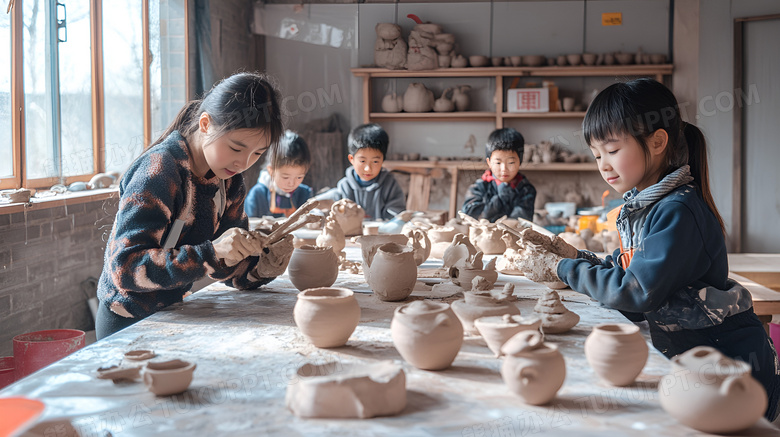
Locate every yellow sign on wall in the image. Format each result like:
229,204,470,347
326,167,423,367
602,12,623,26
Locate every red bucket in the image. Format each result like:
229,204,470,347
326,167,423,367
0,356,15,389
13,329,85,380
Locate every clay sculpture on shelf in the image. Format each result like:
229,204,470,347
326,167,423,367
406,15,440,71
451,85,471,111
286,361,406,418
143,359,196,396
451,54,468,68
584,323,648,386
381,92,404,113
374,23,407,70
316,215,345,255
365,242,417,301
331,199,365,236
433,88,455,112
391,300,463,370
474,314,542,357
294,287,361,348
500,330,566,405
403,83,435,113
451,283,521,335
658,346,767,434
533,290,580,334
287,245,339,291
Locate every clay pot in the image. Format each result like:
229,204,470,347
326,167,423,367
510,56,522,67
581,53,597,65
354,234,408,281
365,243,417,301
451,55,468,68
438,55,451,68
391,300,463,370
566,54,582,66
286,361,406,418
381,93,404,113
468,55,489,67
584,324,648,386
603,52,615,65
293,287,361,348
433,88,455,112
143,359,196,396
562,97,575,112
403,83,435,113
449,266,498,290
658,346,767,433
491,56,503,67
556,55,567,66
615,52,634,65
522,55,545,67
287,245,339,291
451,291,521,335
474,314,542,357
427,226,457,244
501,331,565,405
469,225,506,255
533,290,579,334
316,216,345,255
451,85,471,111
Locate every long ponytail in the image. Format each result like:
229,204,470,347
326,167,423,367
684,122,725,235
151,99,203,148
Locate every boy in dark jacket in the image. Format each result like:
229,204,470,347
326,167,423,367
315,123,405,220
461,128,536,222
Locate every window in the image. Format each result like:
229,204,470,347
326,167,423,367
0,0,188,190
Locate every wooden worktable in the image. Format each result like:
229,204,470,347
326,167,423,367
2,248,777,436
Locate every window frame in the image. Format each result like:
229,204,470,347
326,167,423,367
1,0,189,190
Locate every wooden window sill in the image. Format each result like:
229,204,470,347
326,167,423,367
0,188,119,215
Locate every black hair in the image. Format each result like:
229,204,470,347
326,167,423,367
486,128,525,159
152,72,283,155
583,78,724,234
269,130,311,170
347,123,389,157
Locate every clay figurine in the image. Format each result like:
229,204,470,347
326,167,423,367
501,330,566,405
404,228,431,265
584,323,648,386
316,215,345,255
287,245,339,291
533,290,580,334
286,361,406,418
451,55,468,68
331,199,365,236
293,287,361,348
374,23,407,70
143,359,196,396
391,300,463,370
406,15,440,71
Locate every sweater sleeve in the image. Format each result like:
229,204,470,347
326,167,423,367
461,180,488,219
244,183,271,218
382,174,407,219
557,201,713,313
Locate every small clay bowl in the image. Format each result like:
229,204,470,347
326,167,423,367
143,359,196,396
615,53,634,65
125,349,156,361
566,54,582,66
582,53,597,66
469,55,489,67
523,55,545,67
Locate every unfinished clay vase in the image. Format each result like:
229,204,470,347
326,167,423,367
403,83,435,113
286,361,406,418
474,314,542,357
449,266,498,290
404,228,431,266
316,216,345,255
469,224,506,255
433,88,455,112
391,300,463,370
331,199,365,236
143,359,196,396
294,287,360,348
501,331,566,405
451,291,521,335
584,323,648,386
658,346,767,434
366,243,417,301
287,245,339,291
533,290,580,334
381,93,404,113
354,234,408,281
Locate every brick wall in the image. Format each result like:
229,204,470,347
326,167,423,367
0,197,118,357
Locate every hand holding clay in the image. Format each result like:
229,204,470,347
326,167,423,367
253,234,295,278
519,228,578,259
212,228,256,267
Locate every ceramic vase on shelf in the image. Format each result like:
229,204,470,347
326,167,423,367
293,287,361,348
287,245,339,292
501,330,566,405
584,323,648,386
658,346,767,434
391,300,463,370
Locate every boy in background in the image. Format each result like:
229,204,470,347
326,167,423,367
316,123,405,220
462,128,536,222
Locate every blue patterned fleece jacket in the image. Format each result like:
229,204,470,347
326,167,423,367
97,131,274,319
557,166,753,332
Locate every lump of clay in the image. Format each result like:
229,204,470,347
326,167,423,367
286,361,406,418
533,290,580,334
374,23,407,70
97,365,141,382
331,199,365,236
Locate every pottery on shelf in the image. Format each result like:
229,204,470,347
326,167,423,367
658,346,767,434
581,53,597,66
287,245,339,291
474,314,542,357
522,55,545,67
293,287,361,348
510,56,522,67
407,24,439,71
403,83,435,113
433,88,456,112
143,359,196,396
451,54,469,68
381,93,404,113
533,290,580,334
451,85,471,111
491,56,503,67
365,242,417,301
428,226,457,244
286,361,406,418
501,330,566,405
451,290,521,335
331,199,365,236
584,323,648,386
374,23,407,70
566,54,582,66
391,300,463,370
468,55,489,67
615,52,634,65
316,215,345,255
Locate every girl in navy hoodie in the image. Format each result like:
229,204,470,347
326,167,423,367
521,78,779,421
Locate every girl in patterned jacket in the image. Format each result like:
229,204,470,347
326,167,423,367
96,72,288,339
519,78,779,421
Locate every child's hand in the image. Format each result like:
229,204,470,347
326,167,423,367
212,228,256,266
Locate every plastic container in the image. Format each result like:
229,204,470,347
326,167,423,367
545,202,577,218
13,329,85,380
0,356,15,389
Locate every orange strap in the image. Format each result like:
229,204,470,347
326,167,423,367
617,231,635,269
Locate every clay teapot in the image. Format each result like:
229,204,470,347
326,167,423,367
403,83,434,113
501,330,566,405
381,93,404,113
287,245,339,291
364,242,417,301
391,300,463,370
452,85,471,111
658,346,767,433
433,88,455,112
469,223,506,255
143,359,196,396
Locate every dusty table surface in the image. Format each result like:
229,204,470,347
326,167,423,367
2,246,778,436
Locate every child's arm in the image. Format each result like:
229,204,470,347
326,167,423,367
461,181,488,219
558,202,713,313
244,184,272,218
382,176,407,219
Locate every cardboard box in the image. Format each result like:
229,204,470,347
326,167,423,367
507,88,550,112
